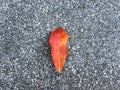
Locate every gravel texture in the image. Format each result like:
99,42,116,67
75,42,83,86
0,0,120,90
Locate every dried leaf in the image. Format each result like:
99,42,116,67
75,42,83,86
49,27,69,73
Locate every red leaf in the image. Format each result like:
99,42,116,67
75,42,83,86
49,27,69,73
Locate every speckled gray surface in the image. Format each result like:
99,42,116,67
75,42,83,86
0,0,120,90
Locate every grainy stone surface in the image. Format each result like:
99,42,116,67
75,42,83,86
0,0,120,90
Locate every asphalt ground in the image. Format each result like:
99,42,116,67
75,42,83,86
0,0,120,90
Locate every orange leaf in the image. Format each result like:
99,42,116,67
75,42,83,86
49,27,69,73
